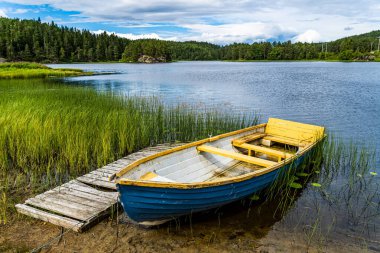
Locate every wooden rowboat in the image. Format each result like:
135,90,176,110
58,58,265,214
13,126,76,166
115,118,325,225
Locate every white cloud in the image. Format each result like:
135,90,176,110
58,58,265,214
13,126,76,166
181,23,295,44
293,30,321,43
13,8,28,14
4,0,380,44
0,9,7,17
43,15,62,22
93,29,173,40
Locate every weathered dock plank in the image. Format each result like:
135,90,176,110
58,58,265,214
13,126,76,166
61,180,118,199
15,204,84,232
26,197,94,221
76,175,116,189
52,187,114,205
16,143,182,232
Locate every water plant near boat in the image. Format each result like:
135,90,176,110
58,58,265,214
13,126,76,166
247,134,380,249
0,78,257,224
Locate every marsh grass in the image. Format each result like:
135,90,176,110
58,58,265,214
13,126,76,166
0,79,257,223
253,134,379,249
0,62,89,79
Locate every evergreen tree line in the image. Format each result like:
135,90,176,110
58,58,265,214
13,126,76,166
1,17,379,63
0,17,128,62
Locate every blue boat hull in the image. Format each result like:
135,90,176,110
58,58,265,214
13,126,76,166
117,150,310,224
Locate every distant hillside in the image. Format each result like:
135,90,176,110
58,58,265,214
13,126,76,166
337,30,380,42
320,30,380,56
0,17,379,63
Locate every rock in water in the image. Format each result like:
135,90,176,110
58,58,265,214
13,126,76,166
137,55,167,63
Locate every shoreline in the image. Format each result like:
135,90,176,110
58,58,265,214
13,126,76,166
0,206,372,253
53,59,380,64
0,62,94,79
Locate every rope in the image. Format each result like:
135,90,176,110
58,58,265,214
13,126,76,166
30,220,79,253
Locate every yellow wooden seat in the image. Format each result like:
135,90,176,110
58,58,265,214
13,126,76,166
233,142,293,161
197,145,277,167
232,133,266,145
263,135,308,147
264,118,325,147
140,172,175,182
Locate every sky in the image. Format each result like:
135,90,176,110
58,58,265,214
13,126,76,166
0,0,379,45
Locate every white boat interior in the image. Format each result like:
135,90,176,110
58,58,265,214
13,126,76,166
119,118,324,183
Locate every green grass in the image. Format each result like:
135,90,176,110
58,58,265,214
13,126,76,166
252,134,379,249
0,62,91,79
0,79,257,223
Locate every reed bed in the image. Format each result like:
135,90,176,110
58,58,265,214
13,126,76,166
252,135,379,249
0,62,88,79
0,79,257,223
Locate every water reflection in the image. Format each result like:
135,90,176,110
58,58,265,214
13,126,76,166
50,62,380,150
47,62,380,250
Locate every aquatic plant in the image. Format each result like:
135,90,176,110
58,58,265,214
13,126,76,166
0,62,89,79
0,79,258,223
253,134,379,249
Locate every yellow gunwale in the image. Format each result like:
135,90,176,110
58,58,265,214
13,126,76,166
116,122,324,189
115,123,267,178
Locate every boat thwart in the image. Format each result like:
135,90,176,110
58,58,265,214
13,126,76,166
115,118,325,225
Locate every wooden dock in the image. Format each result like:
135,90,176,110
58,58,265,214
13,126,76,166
16,144,180,232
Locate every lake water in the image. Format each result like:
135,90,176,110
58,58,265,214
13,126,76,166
48,61,380,251
50,61,380,149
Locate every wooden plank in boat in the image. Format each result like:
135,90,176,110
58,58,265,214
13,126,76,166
158,154,205,176
117,148,198,181
162,147,233,180
165,153,229,181
197,145,277,167
154,141,233,177
184,160,238,183
263,135,307,147
114,130,267,178
233,143,293,160
265,118,324,142
267,118,325,133
15,204,83,232
171,162,220,182
231,133,266,145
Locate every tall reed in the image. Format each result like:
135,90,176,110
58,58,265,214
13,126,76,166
0,79,258,223
254,134,379,248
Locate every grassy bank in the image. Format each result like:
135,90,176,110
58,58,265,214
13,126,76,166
0,62,91,79
0,79,257,223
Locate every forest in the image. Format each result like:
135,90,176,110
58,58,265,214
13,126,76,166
1,17,379,62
